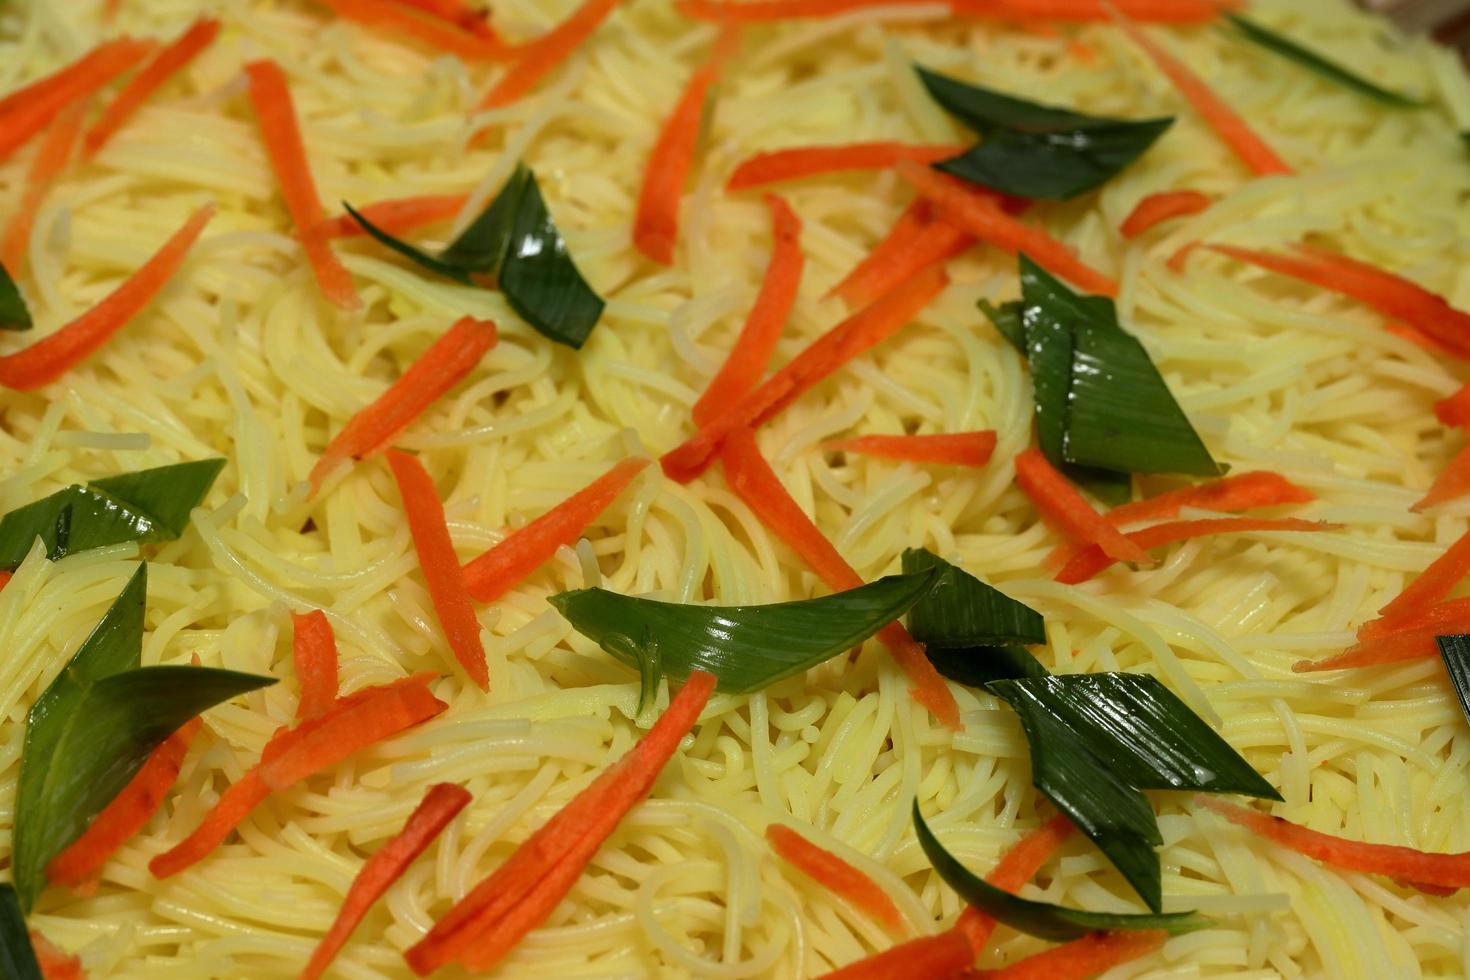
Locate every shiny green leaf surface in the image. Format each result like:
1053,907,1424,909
0,261,30,331
1437,635,1470,728
0,885,41,980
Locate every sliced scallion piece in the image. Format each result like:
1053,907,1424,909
0,885,41,980
1437,634,1470,727
1227,14,1426,109
0,261,31,331
903,548,1048,685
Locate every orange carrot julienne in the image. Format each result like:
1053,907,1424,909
829,200,934,304
1292,624,1453,673
461,456,649,602
0,38,154,164
1013,449,1150,564
244,59,360,311
0,204,214,392
319,193,470,239
1358,596,1470,642
2,100,87,274
301,782,471,980
1437,383,1470,429
1383,321,1452,356
840,214,972,310
29,932,84,980
1197,795,1470,891
662,264,948,482
818,930,975,980
1111,13,1290,177
766,824,903,929
309,316,498,493
150,673,446,879
1103,471,1315,529
693,194,804,426
1055,516,1335,585
727,143,966,192
387,450,490,691
634,25,741,266
721,428,961,728
318,0,509,61
47,717,202,891
955,813,1075,953
1379,526,1470,620
1119,190,1211,239
404,671,716,974
971,929,1166,980
292,609,341,720
0,571,12,592
83,18,221,159
677,0,930,20
477,0,617,110
393,0,501,39
1415,442,1470,512
952,0,1230,22
895,159,1118,297
826,431,997,468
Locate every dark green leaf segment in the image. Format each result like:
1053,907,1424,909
0,885,42,980
347,164,605,348
1437,635,1470,728
1228,15,1426,109
0,261,30,331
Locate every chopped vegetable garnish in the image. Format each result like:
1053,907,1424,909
916,67,1172,200
1294,621,1466,672
1439,635,1470,729
0,204,214,391
319,0,508,60
0,886,42,980
972,929,1167,979
1227,14,1426,109
634,24,740,265
0,261,30,331
903,548,1045,649
832,205,974,309
956,814,1076,953
817,931,975,980
1197,796,1470,891
387,450,490,691
309,316,498,493
3,101,86,274
727,142,966,192
83,18,221,158
896,160,1119,296
150,672,446,879
462,456,649,601
1055,517,1335,584
551,569,937,693
291,610,340,720
721,429,961,726
477,0,617,110
28,931,81,980
1112,13,1292,177
693,195,803,425
680,0,1227,21
766,824,903,928
1379,526,1470,621
662,265,949,482
1102,471,1314,529
301,782,472,980
47,716,201,892
914,804,1207,939
1437,383,1470,428
1206,242,1470,360
1119,190,1211,239
1359,596,1470,642
320,193,470,239
1014,449,1151,564
404,671,716,974
15,566,274,909
0,38,153,163
244,59,360,310
826,431,997,467
1414,442,1470,511
393,0,499,38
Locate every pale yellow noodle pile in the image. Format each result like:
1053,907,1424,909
2,0,1470,976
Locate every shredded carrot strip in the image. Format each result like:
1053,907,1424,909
29,932,84,980
1292,624,1455,673
319,193,470,239
149,674,446,879
972,929,1166,980
244,59,360,310
1111,13,1290,177
727,143,965,192
302,783,471,980
393,0,501,38
478,0,617,110
1358,596,1470,642
634,26,740,265
955,814,1076,954
1013,449,1150,564
662,265,948,482
1055,517,1334,585
103,0,123,18
693,195,804,426
0,570,12,592
1119,190,1211,240
721,428,961,728
818,930,975,980
1198,796,1470,891
405,671,716,974
318,0,508,60
0,204,213,392
47,717,202,892
1383,321,1452,356
309,316,498,493
83,18,220,159
292,609,341,721
1437,383,1470,429
766,824,903,928
387,451,490,690
2,101,87,274
833,207,973,310
826,431,998,468
952,0,1230,21
1379,526,1470,620
895,159,1118,297
1414,442,1470,512
0,38,153,163
461,456,649,602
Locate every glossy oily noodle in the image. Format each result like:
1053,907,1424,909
0,0,1468,977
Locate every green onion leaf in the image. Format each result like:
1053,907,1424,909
12,565,274,910
916,66,1172,200
550,570,939,694
913,803,1210,941
0,459,226,569
0,261,31,331
1227,15,1426,109
440,165,528,273
344,204,473,285
634,626,661,717
903,548,1044,647
978,298,1024,352
1437,635,1470,728
0,885,41,980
